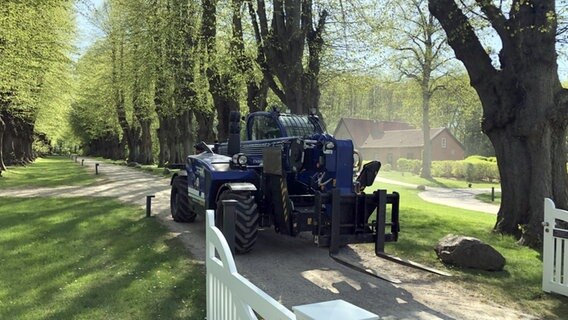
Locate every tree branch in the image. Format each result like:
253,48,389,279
553,88,568,121
429,0,496,86
475,0,508,39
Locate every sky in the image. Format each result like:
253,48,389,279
74,0,104,57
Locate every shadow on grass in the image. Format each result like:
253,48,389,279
0,197,205,320
0,156,95,189
425,177,451,189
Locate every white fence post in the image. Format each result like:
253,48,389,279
542,198,568,297
205,208,379,320
206,209,296,320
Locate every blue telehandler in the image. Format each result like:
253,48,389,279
169,109,401,262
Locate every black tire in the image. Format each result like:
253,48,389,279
170,176,197,222
217,190,259,254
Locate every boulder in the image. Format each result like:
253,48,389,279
435,234,506,271
417,185,426,191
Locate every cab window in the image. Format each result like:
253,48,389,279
251,116,281,140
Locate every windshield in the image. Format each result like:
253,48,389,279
278,114,323,137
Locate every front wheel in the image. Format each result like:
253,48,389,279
170,176,197,222
216,190,259,254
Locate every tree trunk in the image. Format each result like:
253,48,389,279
421,86,432,178
180,110,193,158
250,0,326,114
3,116,14,165
430,0,568,247
0,115,5,171
213,84,240,141
194,110,216,143
157,117,169,167
489,123,568,246
202,0,240,142
247,79,268,113
136,119,153,164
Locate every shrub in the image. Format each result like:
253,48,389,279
432,161,453,177
450,161,468,179
431,155,500,182
32,140,51,157
397,158,421,174
382,163,392,172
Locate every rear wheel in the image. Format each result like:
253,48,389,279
170,176,197,222
216,190,259,253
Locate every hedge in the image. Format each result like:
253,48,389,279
397,156,500,182
396,158,422,175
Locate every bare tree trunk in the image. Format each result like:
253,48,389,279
430,0,568,247
157,118,169,167
421,85,432,178
0,115,5,172
247,80,268,113
194,110,216,143
180,110,193,158
249,0,327,114
136,119,153,164
202,0,240,142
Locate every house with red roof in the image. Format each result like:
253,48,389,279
333,118,464,168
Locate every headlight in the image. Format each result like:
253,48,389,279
238,154,248,165
231,153,248,167
325,141,335,150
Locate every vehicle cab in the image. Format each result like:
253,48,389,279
244,110,325,141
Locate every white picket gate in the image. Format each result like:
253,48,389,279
542,198,568,297
205,209,379,320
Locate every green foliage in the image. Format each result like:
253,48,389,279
71,40,120,141
0,1,75,138
32,140,51,157
0,196,206,319
397,158,422,174
0,157,94,189
320,74,406,130
379,170,499,189
431,160,454,177
395,156,499,182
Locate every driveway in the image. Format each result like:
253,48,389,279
1,158,532,319
376,177,500,214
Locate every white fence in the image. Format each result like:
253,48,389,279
543,198,568,297
205,209,379,320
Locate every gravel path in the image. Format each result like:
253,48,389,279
1,158,534,320
376,177,500,214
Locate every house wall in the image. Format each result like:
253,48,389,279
361,132,464,168
333,123,352,143
361,147,422,168
431,131,464,161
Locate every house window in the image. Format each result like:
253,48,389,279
387,153,393,165
406,152,414,159
441,137,447,149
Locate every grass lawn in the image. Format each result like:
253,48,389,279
0,156,94,189
379,170,500,189
0,197,205,319
369,182,568,319
476,191,502,204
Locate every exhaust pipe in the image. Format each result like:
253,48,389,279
227,111,241,156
